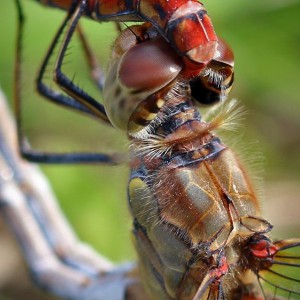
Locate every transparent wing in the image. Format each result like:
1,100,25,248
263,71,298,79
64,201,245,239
258,239,300,299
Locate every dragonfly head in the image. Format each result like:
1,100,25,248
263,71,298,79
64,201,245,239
166,1,218,65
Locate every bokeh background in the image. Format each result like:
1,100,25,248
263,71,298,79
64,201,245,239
0,0,299,299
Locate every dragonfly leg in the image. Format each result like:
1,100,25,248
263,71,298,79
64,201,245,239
0,91,142,300
15,0,103,120
14,0,122,164
76,24,106,92
53,0,110,123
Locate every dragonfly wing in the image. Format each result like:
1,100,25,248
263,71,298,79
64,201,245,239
258,238,300,299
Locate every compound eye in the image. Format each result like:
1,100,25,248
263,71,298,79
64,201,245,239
104,36,183,132
190,76,222,105
118,38,182,94
213,38,234,67
190,38,234,105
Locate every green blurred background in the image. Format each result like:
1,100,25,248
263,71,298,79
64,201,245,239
0,0,299,299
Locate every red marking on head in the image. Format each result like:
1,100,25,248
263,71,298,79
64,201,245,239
167,2,218,64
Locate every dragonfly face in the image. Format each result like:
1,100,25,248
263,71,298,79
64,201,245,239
103,22,234,133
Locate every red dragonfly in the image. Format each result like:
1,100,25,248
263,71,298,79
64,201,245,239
12,1,300,300
105,23,300,300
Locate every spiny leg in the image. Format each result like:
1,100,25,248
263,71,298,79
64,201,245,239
18,0,101,119
53,0,109,122
14,0,122,164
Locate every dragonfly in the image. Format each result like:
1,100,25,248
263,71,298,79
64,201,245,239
2,0,299,299
108,24,300,299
